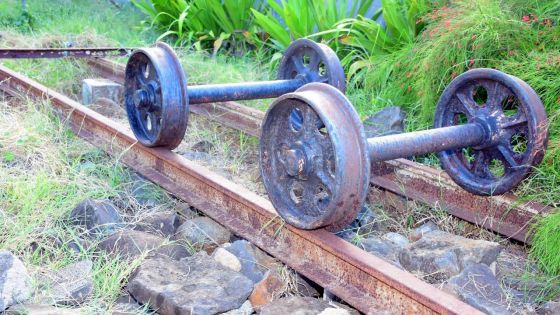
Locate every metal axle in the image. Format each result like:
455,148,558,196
0,48,134,59
367,123,487,162
187,78,305,104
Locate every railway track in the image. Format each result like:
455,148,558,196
85,57,552,243
0,63,487,314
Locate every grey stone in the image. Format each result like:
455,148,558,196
259,296,359,315
69,199,123,237
363,106,406,138
176,217,231,250
212,247,242,272
223,240,280,284
127,252,253,315
399,230,502,281
133,210,179,238
222,300,253,315
36,260,93,306
178,150,212,162
112,293,144,315
129,174,159,207
444,264,509,315
359,236,401,268
382,232,409,249
97,229,190,261
191,140,214,153
539,299,560,315
409,221,439,241
0,251,32,311
82,78,122,106
5,304,83,314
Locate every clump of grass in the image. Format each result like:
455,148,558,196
530,211,560,276
0,98,141,311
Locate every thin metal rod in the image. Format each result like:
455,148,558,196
0,48,134,59
188,79,304,104
368,123,486,162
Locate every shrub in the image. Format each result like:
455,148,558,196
251,0,374,51
132,0,263,53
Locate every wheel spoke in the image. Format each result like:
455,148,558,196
307,52,321,71
456,92,478,117
497,145,520,168
301,105,320,134
487,81,510,110
470,150,490,177
502,115,528,129
290,55,305,73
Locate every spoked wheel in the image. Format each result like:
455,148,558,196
278,39,346,93
260,83,369,231
434,68,548,195
124,42,188,149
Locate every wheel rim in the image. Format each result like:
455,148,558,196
434,68,548,195
124,42,188,149
260,83,369,230
278,39,346,93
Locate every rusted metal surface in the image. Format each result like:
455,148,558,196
0,65,483,315
260,84,369,231
434,69,548,196
85,58,553,243
124,42,188,149
0,47,133,59
370,159,550,242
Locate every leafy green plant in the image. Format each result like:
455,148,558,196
329,0,434,79
132,0,262,53
251,0,374,50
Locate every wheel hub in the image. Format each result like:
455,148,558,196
279,144,312,178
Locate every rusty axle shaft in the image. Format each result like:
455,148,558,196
367,123,486,162
187,78,305,104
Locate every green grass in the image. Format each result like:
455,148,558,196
0,0,157,46
0,100,139,313
531,211,560,276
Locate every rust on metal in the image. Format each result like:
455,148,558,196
0,64,482,315
84,58,553,242
0,47,133,59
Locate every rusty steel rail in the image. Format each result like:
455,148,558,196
0,47,134,59
0,65,483,315
86,57,552,243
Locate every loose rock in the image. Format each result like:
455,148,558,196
69,199,123,237
222,300,254,315
382,232,409,250
409,221,439,241
399,230,502,281
223,240,281,284
444,263,509,315
0,251,32,311
36,260,93,306
129,174,159,207
360,236,401,267
133,210,179,238
98,229,189,260
260,296,359,315
128,252,253,315
112,293,144,315
539,299,560,315
249,270,286,310
212,247,242,272
176,217,231,251
363,106,406,138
